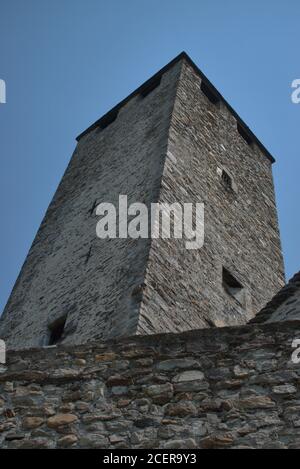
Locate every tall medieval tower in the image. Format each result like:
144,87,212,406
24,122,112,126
0,53,285,350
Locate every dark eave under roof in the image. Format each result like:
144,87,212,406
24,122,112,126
76,51,275,164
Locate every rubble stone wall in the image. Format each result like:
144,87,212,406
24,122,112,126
1,321,300,449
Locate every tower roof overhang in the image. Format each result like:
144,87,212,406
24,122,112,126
76,52,275,164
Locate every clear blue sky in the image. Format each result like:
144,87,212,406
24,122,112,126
0,0,299,313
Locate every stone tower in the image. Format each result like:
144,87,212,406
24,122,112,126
0,52,285,350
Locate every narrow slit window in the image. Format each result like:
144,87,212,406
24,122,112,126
140,76,161,98
98,110,119,130
237,123,253,146
221,169,233,190
200,81,219,105
222,268,244,305
48,316,67,345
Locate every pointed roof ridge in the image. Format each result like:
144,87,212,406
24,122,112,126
76,51,275,164
250,271,300,324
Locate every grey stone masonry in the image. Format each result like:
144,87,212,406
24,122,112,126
0,53,285,349
138,58,285,334
1,321,300,449
251,271,300,324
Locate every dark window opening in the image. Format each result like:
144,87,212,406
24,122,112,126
221,169,233,190
48,316,67,345
222,268,244,305
140,76,161,98
98,110,119,130
237,123,253,146
200,81,220,105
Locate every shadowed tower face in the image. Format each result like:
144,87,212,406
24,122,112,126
0,53,285,350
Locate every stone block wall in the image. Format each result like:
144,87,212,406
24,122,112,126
0,60,181,349
1,321,300,449
0,52,285,349
138,58,285,334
